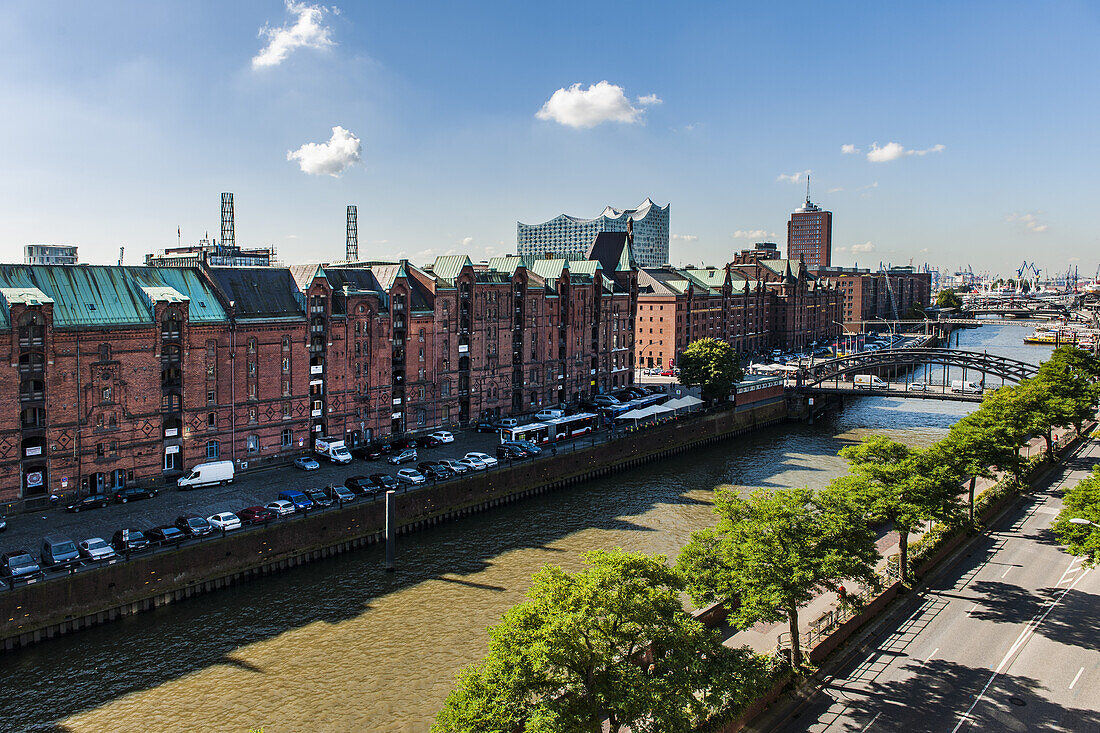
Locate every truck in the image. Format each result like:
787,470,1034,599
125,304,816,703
854,374,888,389
177,460,235,490
951,380,983,394
314,437,353,464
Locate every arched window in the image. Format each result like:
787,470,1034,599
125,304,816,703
19,311,44,345
282,335,290,351
162,343,181,363
161,392,182,411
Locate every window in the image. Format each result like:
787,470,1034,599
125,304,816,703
99,343,110,361
247,435,259,453
96,443,105,458
205,440,220,459
282,335,290,351
282,380,291,397
247,338,257,354
207,390,216,404
101,386,111,403
248,383,257,400
416,409,426,426
418,347,424,361
282,357,290,372
440,381,451,397
418,328,425,342
248,407,257,423
207,412,216,428
282,402,292,418
417,385,425,400
248,361,257,376
282,428,293,447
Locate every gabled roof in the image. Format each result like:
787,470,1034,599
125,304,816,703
587,231,635,273
530,258,569,283
206,267,305,321
431,255,473,283
289,263,326,292
487,255,523,275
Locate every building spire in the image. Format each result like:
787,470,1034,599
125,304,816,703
806,174,811,205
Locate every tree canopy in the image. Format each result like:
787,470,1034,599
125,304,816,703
1052,466,1100,567
676,485,879,666
935,289,963,309
433,549,764,733
677,338,743,404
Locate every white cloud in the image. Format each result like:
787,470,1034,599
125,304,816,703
535,81,658,128
287,125,361,176
866,141,945,163
841,144,859,154
671,233,698,241
1068,256,1080,262
828,187,845,193
732,229,775,239
777,169,810,183
1007,212,1048,233
460,236,474,247
252,1,335,69
851,241,875,253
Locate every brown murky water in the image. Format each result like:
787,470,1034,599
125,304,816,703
0,325,1047,732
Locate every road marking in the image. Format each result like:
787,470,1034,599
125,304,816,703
1001,566,1012,578
966,604,978,617
923,648,939,665
1056,556,1084,585
1070,667,1084,690
951,565,1090,732
860,711,881,731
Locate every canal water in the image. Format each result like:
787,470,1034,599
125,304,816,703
0,325,1051,733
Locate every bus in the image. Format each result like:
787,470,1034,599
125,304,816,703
499,422,551,444
544,412,599,440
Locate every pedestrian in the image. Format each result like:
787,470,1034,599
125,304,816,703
837,585,847,601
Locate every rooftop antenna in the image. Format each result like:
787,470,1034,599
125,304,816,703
806,174,811,205
118,246,124,266
346,205,358,261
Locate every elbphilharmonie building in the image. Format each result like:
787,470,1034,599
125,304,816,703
517,198,670,268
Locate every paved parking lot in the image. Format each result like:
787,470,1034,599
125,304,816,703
0,427,509,561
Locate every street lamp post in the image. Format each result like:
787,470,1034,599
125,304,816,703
1069,518,1099,527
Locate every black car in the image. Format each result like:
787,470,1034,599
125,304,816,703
113,486,157,504
368,473,399,491
357,443,392,460
505,439,544,456
474,420,497,433
306,488,334,507
392,438,418,450
418,462,453,480
416,435,442,449
111,529,151,553
175,514,213,537
497,444,528,460
147,526,186,546
324,484,357,503
66,493,111,513
345,475,379,496
1,550,42,581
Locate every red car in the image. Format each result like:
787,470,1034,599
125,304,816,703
659,369,676,377
236,506,277,525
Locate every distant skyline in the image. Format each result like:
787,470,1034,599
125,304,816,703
1,1,1097,279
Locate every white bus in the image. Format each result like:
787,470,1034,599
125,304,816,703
500,422,552,444
545,412,599,440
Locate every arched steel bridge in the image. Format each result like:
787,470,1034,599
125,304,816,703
794,348,1039,401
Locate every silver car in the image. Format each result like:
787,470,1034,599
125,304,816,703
79,537,118,562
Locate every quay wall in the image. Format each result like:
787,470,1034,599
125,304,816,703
0,400,787,650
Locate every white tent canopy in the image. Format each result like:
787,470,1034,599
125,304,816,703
665,395,703,409
618,404,674,421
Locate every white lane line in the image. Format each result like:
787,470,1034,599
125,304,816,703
924,648,939,665
951,566,1090,732
1001,566,1012,578
1070,667,1084,690
1057,556,1084,585
966,604,978,617
860,711,881,731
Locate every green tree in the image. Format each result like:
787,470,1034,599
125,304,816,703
939,406,1024,523
935,289,963,309
840,436,964,585
433,549,761,733
1052,466,1100,566
676,485,879,667
677,338,743,404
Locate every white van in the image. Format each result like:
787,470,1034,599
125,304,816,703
177,460,235,490
315,437,353,464
854,374,888,389
535,409,566,421
951,380,982,394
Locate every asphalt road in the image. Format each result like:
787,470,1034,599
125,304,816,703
0,427,510,559
777,437,1100,733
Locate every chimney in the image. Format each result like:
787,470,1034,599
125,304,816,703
346,205,358,261
220,193,235,251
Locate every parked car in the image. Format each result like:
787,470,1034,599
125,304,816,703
111,529,151,553
294,456,321,471
535,409,566,421
418,462,453,480
388,448,418,465
415,435,442,449
495,418,519,430
456,457,482,472
465,451,499,469
392,438,418,450
497,444,528,460
0,515,6,532
146,526,186,547
40,535,82,569
324,484,357,503
437,458,471,475
345,475,379,495
658,370,676,377
177,460,235,490
357,443,392,460
207,512,242,531
396,468,427,485
237,506,277,525
474,420,497,433
1,550,42,581
505,439,543,456
78,537,117,562
592,395,620,406
265,500,296,517
306,488,334,507
175,514,213,537
428,430,455,443
278,490,315,511
907,382,929,392
113,486,157,504
66,493,110,513
368,473,399,491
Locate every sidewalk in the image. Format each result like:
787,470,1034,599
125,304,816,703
719,424,1082,655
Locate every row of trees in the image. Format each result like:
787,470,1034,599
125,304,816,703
434,346,1100,732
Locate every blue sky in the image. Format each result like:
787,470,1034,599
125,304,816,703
1,1,1097,278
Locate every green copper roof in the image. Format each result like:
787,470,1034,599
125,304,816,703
432,255,472,283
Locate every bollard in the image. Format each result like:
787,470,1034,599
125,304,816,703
384,490,396,572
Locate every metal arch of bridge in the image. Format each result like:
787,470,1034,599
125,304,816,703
798,347,1039,387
